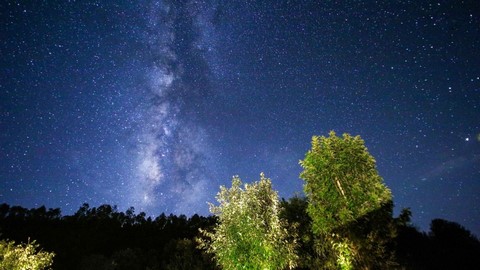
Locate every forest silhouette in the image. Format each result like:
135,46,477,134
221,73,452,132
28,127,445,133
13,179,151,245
0,201,479,269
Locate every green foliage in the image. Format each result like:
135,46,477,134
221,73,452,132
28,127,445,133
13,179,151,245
198,173,297,270
300,131,396,269
300,131,392,235
331,239,353,270
0,239,54,270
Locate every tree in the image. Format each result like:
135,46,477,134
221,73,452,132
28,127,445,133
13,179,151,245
280,195,322,269
428,219,480,269
198,173,297,270
300,131,395,269
0,239,54,270
162,238,213,270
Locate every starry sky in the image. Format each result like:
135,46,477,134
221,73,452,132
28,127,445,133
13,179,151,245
1,0,479,235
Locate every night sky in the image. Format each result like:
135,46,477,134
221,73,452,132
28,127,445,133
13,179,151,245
1,0,479,235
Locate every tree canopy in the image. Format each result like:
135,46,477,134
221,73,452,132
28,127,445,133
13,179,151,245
300,131,395,269
0,239,54,270
300,131,392,235
198,174,297,270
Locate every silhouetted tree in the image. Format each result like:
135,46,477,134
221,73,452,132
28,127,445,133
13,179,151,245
0,203,219,270
428,219,480,269
280,195,323,269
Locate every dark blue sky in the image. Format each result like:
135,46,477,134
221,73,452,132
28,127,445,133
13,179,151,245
1,0,479,235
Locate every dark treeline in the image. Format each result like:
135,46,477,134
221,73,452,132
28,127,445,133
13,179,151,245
0,203,218,270
1,201,479,269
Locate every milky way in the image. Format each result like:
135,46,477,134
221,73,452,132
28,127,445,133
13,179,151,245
126,1,219,214
1,0,479,235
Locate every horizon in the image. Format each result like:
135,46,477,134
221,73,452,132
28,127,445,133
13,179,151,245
1,1,479,237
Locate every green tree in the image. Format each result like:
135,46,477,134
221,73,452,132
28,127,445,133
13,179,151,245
198,173,297,270
300,131,395,269
0,239,54,270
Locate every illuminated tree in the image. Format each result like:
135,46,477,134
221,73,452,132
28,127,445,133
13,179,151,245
300,131,395,269
0,239,54,270
198,173,297,270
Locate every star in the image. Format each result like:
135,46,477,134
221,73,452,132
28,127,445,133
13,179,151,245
1,0,479,236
